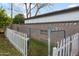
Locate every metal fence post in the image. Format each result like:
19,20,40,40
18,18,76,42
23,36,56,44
48,28,51,56
24,34,26,56
24,34,28,56
78,33,79,55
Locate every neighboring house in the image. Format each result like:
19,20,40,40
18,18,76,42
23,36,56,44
11,6,79,44
24,6,79,44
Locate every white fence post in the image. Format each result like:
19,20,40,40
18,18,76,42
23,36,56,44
62,39,65,56
24,34,29,56
53,47,57,56
59,40,62,56
67,37,70,56
57,41,60,56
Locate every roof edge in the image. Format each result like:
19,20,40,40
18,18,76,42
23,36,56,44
25,6,79,20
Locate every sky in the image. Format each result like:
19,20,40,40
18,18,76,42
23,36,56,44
0,3,79,18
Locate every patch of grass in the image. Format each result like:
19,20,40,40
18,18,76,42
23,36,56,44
28,38,48,56
0,34,22,56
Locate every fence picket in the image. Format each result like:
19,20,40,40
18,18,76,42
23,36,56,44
68,37,70,56
57,41,60,56
60,40,63,56
62,39,65,56
53,47,57,56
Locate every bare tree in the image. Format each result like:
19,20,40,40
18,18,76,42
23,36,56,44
35,3,51,16
24,3,28,18
24,3,53,18
29,3,31,17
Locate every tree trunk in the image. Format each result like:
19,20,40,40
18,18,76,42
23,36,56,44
24,3,28,18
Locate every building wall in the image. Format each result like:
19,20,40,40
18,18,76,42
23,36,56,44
25,10,79,24
24,9,79,44
25,22,79,44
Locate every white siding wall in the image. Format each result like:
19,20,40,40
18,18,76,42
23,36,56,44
25,10,79,24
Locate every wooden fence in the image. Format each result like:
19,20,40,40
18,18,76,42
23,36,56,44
52,33,79,56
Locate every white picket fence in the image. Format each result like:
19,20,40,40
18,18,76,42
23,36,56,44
52,33,79,56
5,28,29,56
